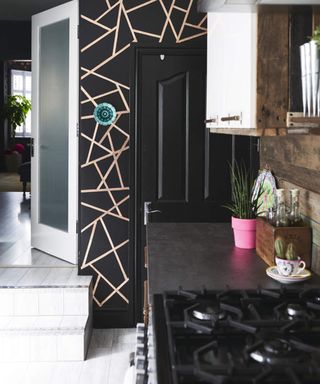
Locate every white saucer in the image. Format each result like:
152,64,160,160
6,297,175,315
266,266,312,284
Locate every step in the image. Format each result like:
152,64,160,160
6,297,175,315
0,267,92,288
0,268,92,317
0,315,92,362
0,267,93,362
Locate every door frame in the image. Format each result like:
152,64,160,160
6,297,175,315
130,47,206,322
31,0,79,264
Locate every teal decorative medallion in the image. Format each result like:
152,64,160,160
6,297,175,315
93,103,116,126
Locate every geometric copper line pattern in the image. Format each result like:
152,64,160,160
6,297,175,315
81,217,129,277
81,68,130,90
81,197,130,242
80,0,207,307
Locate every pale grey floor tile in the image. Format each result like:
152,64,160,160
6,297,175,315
107,343,135,384
0,329,135,384
0,244,26,266
78,347,111,384
17,267,51,286
113,328,136,344
0,362,28,384
0,267,8,279
90,329,114,349
24,362,57,384
111,341,135,354
42,267,75,286
0,193,72,268
48,362,83,384
0,268,29,286
31,250,73,267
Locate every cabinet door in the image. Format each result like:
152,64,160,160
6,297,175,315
206,12,257,129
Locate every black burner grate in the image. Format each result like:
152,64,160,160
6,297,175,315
158,287,320,384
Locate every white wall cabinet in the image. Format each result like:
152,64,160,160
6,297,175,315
206,12,258,130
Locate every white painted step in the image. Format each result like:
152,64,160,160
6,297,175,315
0,268,92,317
0,287,90,316
0,267,93,362
0,267,91,288
0,315,92,362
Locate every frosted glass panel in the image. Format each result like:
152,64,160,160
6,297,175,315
39,19,69,232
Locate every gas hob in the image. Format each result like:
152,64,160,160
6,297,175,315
153,287,320,384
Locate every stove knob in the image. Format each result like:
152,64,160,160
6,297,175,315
136,323,146,333
135,371,147,384
136,343,147,357
135,357,147,371
137,334,145,344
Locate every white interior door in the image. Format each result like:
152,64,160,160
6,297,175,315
31,0,78,264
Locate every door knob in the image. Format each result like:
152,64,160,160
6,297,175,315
144,202,161,225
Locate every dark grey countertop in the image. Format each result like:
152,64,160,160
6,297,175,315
147,223,320,295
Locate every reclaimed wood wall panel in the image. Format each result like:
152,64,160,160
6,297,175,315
257,6,289,130
313,6,320,29
260,136,320,273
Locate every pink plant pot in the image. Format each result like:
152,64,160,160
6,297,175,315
231,217,257,249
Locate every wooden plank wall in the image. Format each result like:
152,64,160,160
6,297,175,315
256,6,289,131
260,136,320,273
259,7,320,272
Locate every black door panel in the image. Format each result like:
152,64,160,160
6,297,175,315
139,50,222,222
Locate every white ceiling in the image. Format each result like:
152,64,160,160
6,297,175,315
0,0,71,20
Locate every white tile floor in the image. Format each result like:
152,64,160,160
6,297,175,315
0,192,72,267
0,328,135,384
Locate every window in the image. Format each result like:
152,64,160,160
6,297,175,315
11,69,32,137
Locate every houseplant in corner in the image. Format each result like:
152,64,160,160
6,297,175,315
1,95,31,140
223,162,263,249
1,95,31,171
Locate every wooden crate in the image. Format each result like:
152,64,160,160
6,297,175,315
256,217,312,267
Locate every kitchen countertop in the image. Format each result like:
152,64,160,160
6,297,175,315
147,223,320,295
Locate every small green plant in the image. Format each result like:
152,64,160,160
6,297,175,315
311,25,320,48
274,237,298,260
275,237,286,259
223,162,264,219
1,95,32,138
285,243,298,261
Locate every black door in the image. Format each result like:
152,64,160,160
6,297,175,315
133,48,259,321
137,48,230,222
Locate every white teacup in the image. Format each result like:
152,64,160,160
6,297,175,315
275,257,306,277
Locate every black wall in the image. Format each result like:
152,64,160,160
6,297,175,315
79,0,209,327
0,21,31,165
0,21,31,60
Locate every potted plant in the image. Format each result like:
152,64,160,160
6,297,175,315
1,95,31,139
223,162,263,249
1,95,31,171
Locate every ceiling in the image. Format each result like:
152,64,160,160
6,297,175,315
0,0,71,20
